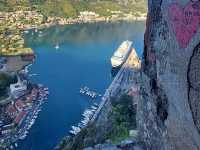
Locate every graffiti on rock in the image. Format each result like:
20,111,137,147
169,1,200,48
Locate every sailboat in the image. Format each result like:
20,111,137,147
55,43,59,49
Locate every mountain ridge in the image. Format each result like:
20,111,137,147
0,0,147,18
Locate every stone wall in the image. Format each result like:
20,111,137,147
137,0,200,150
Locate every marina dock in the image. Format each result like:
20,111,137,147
79,86,102,99
68,47,141,136
90,48,141,122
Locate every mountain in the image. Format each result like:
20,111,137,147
0,0,147,18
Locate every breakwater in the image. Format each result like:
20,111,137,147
91,48,141,122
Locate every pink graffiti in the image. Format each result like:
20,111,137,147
169,2,200,48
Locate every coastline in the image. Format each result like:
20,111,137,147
0,8,146,57
17,17,146,57
0,62,50,149
0,12,145,148
26,16,146,31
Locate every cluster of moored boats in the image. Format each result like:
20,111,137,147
7,86,49,150
18,85,48,140
69,103,98,135
5,143,18,150
79,86,101,99
18,105,42,141
38,85,49,100
24,29,43,37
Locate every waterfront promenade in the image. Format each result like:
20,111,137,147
90,48,141,122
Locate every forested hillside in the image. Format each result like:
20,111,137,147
0,0,147,18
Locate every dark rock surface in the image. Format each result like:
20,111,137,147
188,43,200,134
137,0,200,150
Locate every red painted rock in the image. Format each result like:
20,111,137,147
169,2,200,48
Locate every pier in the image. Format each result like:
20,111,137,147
79,86,101,99
90,48,141,122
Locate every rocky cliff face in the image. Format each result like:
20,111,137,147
137,0,200,150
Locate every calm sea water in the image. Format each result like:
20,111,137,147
18,21,145,150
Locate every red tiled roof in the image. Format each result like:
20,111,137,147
32,88,38,94
14,111,27,124
15,100,25,110
31,89,38,97
7,105,17,114
26,96,32,102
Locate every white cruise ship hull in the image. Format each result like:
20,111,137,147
111,40,133,68
111,58,123,68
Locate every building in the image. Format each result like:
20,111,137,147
6,104,18,118
10,77,27,99
1,123,15,135
14,111,27,126
80,11,98,16
15,100,25,112
79,11,100,22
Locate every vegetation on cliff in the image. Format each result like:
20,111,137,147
57,94,137,150
108,94,137,144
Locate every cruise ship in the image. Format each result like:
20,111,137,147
111,40,133,68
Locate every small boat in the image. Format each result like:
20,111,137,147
70,126,81,135
55,44,59,49
78,123,85,128
45,91,49,95
24,30,29,34
29,73,38,77
79,86,100,99
38,84,43,87
81,120,87,124
83,118,90,122
24,131,28,135
19,134,27,140
69,130,76,135
14,143,18,147
90,109,96,112
72,126,81,132
44,87,49,91
83,110,93,115
91,106,97,109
